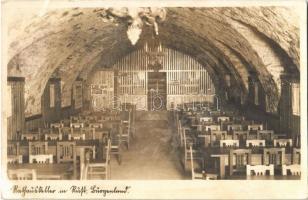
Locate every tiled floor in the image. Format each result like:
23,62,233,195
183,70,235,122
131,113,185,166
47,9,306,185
110,111,189,180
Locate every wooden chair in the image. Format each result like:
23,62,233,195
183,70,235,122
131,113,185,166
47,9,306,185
8,169,37,180
190,146,203,180
69,126,86,140
282,164,301,176
197,134,211,148
183,131,203,171
82,127,95,140
232,130,249,146
292,148,300,164
21,132,40,141
70,116,80,123
121,120,130,149
129,107,136,139
217,116,230,122
205,125,220,132
44,127,62,140
257,130,274,140
60,119,71,127
210,130,227,147
39,128,52,135
227,124,243,131
248,124,263,131
8,141,19,155
86,139,111,180
29,141,53,164
56,141,77,163
70,122,84,129
182,127,195,147
199,117,213,123
232,130,248,139
246,139,266,147
177,120,182,142
79,148,87,180
45,133,62,141
50,122,64,129
68,132,86,140
7,142,22,164
232,116,245,123
247,164,274,176
86,116,97,123
274,139,292,147
263,148,285,167
229,149,252,176
89,123,103,129
219,139,239,148
210,110,222,116
108,124,122,165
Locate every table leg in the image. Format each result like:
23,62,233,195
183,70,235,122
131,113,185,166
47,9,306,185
219,157,226,179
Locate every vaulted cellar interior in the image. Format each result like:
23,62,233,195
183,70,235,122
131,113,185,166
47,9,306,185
5,6,301,180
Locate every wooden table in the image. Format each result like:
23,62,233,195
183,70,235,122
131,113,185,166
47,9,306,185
7,163,75,180
231,175,300,180
11,140,100,159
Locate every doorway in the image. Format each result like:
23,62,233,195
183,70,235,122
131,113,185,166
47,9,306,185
147,72,167,111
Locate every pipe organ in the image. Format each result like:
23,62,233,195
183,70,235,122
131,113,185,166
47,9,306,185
89,46,215,111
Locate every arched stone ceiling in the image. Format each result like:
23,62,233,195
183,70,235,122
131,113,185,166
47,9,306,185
6,7,300,116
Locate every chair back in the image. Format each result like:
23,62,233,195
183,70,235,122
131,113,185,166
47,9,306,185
82,128,95,140
282,164,300,176
29,141,48,155
50,123,64,129
60,127,71,136
57,141,76,163
217,116,230,122
232,130,249,140
200,117,213,123
70,116,80,123
70,122,84,129
246,139,266,147
8,142,19,155
89,123,103,129
248,124,263,131
220,139,239,148
247,164,274,176
229,149,252,175
263,148,285,166
274,139,292,147
257,130,274,141
227,124,243,131
205,125,220,131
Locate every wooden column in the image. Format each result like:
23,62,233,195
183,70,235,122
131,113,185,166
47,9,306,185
7,77,25,140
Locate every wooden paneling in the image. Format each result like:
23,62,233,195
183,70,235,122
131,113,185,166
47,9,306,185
112,46,215,110
89,70,114,111
41,78,61,124
88,46,215,111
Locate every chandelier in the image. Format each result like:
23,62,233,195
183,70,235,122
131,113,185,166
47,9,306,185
106,7,166,45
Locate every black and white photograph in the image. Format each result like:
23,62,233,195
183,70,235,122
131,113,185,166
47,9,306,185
1,0,307,199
